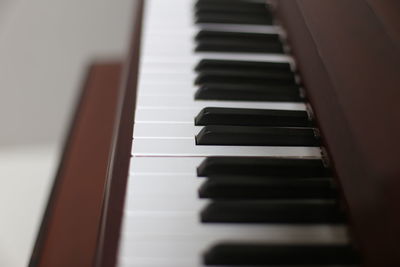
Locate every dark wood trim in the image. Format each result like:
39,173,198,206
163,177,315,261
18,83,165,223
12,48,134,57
95,1,144,267
277,0,400,266
31,62,123,267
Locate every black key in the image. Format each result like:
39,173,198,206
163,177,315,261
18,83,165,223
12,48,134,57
196,12,273,25
195,6,268,16
195,59,292,73
196,0,266,5
197,157,330,177
204,243,360,265
195,0,267,11
196,125,320,146
199,176,337,199
196,39,283,53
200,199,346,223
195,70,295,86
195,0,271,21
195,84,303,102
195,107,311,127
195,2,272,25
196,31,280,43
195,0,270,16
195,31,283,53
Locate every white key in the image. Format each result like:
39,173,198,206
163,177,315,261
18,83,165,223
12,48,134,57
142,52,293,64
135,106,308,123
132,138,322,157
136,83,300,97
135,108,198,123
122,212,348,243
117,256,201,267
118,0,334,266
136,95,305,110
119,158,348,267
126,196,206,212
133,122,201,138
133,122,317,139
129,157,203,175
119,213,349,260
139,72,197,83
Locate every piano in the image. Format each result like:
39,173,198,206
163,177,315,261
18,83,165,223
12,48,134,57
9,0,400,266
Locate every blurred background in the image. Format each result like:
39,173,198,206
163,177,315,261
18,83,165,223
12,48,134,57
0,0,135,266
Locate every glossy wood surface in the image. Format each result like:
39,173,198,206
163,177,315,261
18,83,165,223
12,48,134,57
95,1,144,267
30,1,143,266
31,62,123,267
277,0,400,265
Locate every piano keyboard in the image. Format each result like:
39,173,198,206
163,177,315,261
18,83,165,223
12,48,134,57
117,0,359,266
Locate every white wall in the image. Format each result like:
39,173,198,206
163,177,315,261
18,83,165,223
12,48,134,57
0,0,136,266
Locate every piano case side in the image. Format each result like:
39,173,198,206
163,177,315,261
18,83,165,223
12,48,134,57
276,0,400,266
94,0,144,267
30,62,123,267
31,1,144,266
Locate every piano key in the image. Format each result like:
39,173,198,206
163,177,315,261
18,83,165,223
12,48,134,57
132,139,322,157
196,11,273,25
198,176,337,199
119,243,358,267
139,71,295,85
195,0,268,11
195,4,269,15
196,40,284,54
137,79,300,97
133,121,316,139
128,156,331,200
196,23,281,34
197,157,330,177
118,0,345,266
125,162,201,211
195,70,295,85
136,95,306,110
118,212,349,265
204,243,360,266
120,230,350,261
194,107,312,127
135,108,199,123
140,33,289,58
135,107,306,124
122,211,348,242
129,156,329,178
125,172,338,219
195,58,292,72
126,176,204,211
143,23,282,37
195,83,303,102
141,52,293,65
120,157,349,266
195,30,281,43
129,157,203,175
133,122,200,138
201,199,346,223
142,33,288,57
195,10,271,23
126,161,329,210
196,125,320,146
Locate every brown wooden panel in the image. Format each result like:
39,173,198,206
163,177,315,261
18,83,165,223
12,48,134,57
365,0,400,45
94,1,144,267
277,0,400,266
31,62,123,267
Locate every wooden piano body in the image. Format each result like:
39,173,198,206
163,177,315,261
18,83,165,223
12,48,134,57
30,1,400,266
